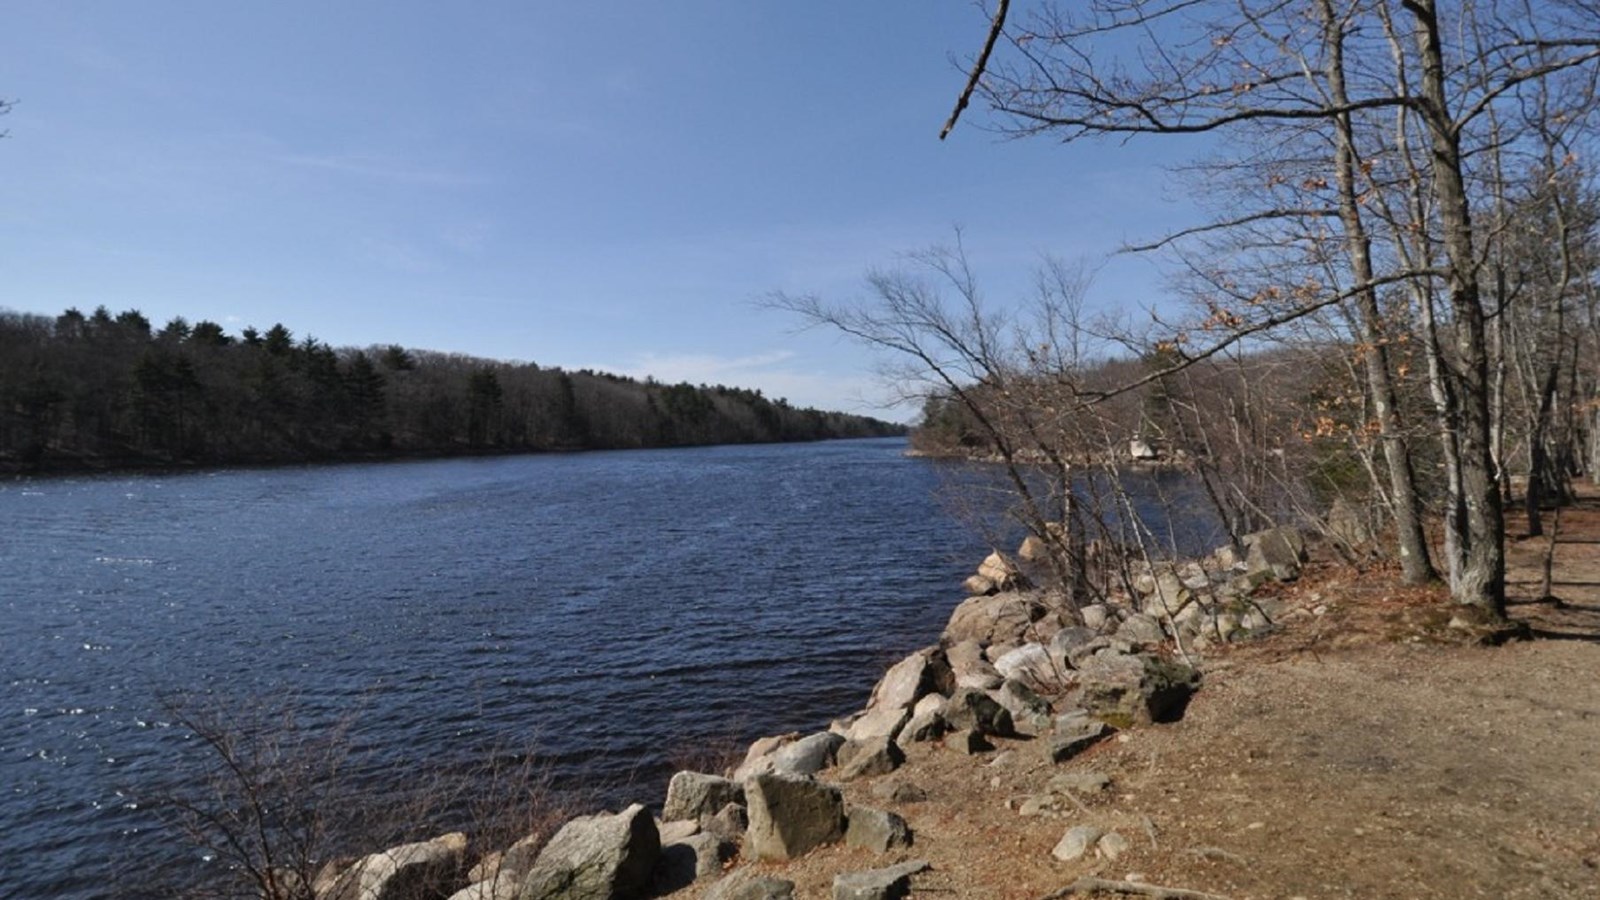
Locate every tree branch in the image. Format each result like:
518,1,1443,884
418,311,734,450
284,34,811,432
941,0,1010,140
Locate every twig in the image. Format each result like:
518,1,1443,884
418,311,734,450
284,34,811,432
1140,814,1159,850
1057,785,1096,818
1039,876,1234,900
940,0,1010,140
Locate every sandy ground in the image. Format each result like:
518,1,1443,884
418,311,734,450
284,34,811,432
670,489,1600,899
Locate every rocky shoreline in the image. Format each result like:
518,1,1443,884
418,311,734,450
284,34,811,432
307,527,1311,900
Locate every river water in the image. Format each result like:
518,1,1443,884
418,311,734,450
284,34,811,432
0,438,1219,898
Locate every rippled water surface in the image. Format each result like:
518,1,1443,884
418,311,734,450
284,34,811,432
3,439,990,898
2,438,1223,899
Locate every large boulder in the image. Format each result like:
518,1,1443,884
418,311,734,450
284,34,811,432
1046,627,1101,670
323,832,469,900
744,772,846,861
519,804,659,900
941,688,1015,738
703,802,748,843
993,642,1064,693
896,694,948,750
662,772,744,824
732,734,799,781
945,640,1004,690
1244,526,1305,581
736,732,842,780
836,734,905,780
844,806,913,853
943,591,1049,647
993,679,1053,735
1114,613,1166,649
866,648,954,712
1074,651,1199,726
846,706,910,745
1048,714,1112,763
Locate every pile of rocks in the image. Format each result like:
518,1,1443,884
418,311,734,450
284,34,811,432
312,524,1308,900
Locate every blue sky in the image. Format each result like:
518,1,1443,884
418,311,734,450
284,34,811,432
0,2,1197,416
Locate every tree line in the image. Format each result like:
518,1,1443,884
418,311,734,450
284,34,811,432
0,306,903,472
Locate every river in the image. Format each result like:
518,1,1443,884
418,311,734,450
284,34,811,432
0,438,1219,898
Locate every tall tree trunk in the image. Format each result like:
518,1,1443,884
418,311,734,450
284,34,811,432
1405,0,1506,616
1322,0,1437,584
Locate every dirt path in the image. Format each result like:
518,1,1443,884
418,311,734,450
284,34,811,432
697,492,1600,899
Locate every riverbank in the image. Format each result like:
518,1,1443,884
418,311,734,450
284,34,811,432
300,486,1600,898
652,500,1600,898
0,432,909,479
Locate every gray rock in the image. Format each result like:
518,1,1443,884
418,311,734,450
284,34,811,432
703,802,747,843
1074,651,1198,726
844,805,913,852
1115,613,1166,649
467,829,543,887
1051,825,1104,862
867,648,953,712
744,772,846,861
652,833,735,894
1213,544,1243,570
519,804,659,900
323,832,469,900
1049,717,1112,763
447,879,522,900
1079,605,1111,632
995,679,1053,736
662,771,744,824
963,573,998,596
657,819,698,844
942,688,1015,737
1061,635,1111,669
847,706,910,745
770,731,844,777
870,780,928,804
831,861,930,900
942,729,994,754
1047,626,1101,670
977,551,1026,590
1244,526,1305,581
837,735,905,780
732,733,800,782
993,643,1063,692
897,707,947,748
945,639,1005,690
1096,831,1131,860
1017,794,1064,817
704,874,796,900
943,591,1047,647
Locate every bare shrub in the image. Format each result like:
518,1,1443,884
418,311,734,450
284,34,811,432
150,693,582,900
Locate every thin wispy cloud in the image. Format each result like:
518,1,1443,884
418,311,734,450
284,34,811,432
272,153,485,188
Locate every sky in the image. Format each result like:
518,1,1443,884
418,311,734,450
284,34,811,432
0,2,1201,417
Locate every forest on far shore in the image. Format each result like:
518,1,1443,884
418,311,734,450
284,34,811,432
0,306,904,472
